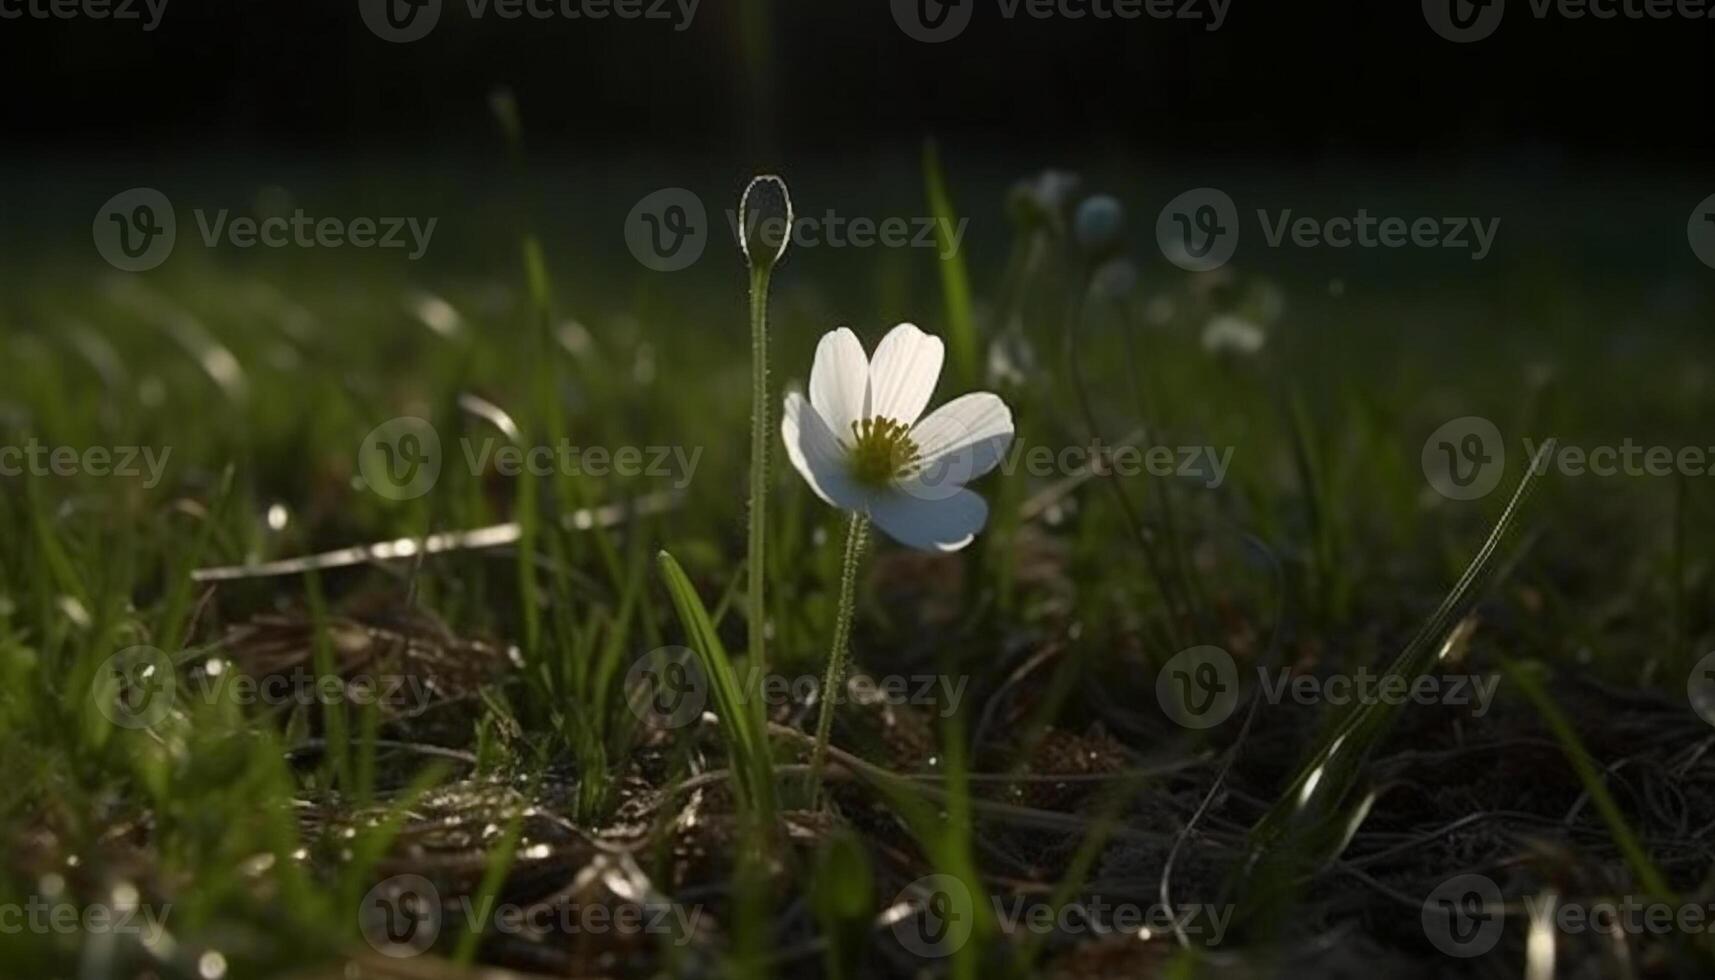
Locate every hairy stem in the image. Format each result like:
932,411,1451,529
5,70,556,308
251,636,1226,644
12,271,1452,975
810,511,869,794
747,263,774,681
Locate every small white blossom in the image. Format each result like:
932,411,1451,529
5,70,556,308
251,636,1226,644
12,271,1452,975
1202,314,1267,356
782,324,1015,552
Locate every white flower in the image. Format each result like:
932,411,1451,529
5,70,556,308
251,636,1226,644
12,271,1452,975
782,323,1015,553
1201,314,1267,356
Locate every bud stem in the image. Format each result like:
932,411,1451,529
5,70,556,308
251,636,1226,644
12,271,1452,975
746,261,774,684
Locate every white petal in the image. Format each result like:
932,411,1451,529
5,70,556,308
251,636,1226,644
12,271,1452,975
809,327,869,441
867,488,988,553
781,391,863,510
866,322,943,426
909,392,1014,497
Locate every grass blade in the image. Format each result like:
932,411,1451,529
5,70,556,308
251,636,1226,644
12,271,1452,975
923,139,979,389
1232,444,1551,932
656,550,774,819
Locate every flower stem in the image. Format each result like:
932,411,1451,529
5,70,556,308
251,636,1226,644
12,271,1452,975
810,511,869,794
747,263,773,681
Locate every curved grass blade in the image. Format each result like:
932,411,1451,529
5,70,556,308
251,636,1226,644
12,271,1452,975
1231,444,1551,933
656,550,774,819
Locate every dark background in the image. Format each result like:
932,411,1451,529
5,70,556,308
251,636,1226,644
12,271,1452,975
3,0,1711,163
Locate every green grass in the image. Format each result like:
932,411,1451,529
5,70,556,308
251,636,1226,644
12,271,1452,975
2,152,1714,979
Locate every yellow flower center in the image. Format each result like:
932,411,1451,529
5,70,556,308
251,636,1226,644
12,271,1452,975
847,416,921,489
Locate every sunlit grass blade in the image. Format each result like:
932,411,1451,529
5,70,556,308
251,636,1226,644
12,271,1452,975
1232,444,1550,934
923,140,980,389
656,550,774,820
